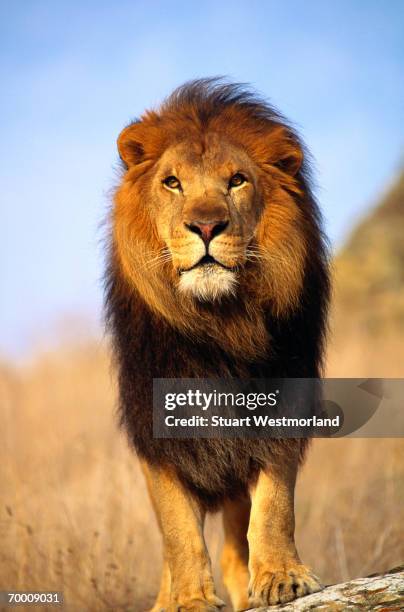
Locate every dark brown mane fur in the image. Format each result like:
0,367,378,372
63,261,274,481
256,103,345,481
105,79,330,509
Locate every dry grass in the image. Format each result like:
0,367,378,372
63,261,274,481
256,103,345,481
1,334,403,611
0,342,210,611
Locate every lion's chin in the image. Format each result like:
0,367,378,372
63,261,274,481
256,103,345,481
178,264,237,302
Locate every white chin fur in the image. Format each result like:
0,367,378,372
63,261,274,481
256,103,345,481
178,265,237,301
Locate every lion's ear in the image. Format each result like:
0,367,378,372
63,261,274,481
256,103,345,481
268,126,303,177
117,122,146,167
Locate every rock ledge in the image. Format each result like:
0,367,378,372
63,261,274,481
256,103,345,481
247,566,404,611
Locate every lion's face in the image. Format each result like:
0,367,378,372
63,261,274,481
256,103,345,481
148,133,262,301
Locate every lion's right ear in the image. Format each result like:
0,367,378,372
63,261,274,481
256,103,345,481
117,122,146,167
266,125,303,177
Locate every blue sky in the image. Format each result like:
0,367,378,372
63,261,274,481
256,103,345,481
1,0,403,357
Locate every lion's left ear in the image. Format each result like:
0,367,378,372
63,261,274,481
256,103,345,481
117,121,148,167
267,126,303,177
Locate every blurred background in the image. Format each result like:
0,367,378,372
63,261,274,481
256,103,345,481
1,1,403,610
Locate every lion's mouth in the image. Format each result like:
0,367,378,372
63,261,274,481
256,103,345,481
179,255,236,274
177,254,239,300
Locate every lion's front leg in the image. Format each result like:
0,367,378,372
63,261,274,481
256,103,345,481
247,453,323,607
141,461,224,612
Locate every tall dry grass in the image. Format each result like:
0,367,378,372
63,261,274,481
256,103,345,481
0,335,403,611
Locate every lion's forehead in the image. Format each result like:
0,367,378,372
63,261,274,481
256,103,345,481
157,135,255,180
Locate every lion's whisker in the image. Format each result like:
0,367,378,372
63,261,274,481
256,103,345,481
139,248,173,271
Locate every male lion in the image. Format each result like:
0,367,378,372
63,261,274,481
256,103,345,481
105,79,330,611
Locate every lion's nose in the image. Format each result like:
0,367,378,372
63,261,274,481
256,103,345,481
185,219,229,245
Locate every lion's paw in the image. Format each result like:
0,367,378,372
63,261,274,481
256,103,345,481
249,564,323,606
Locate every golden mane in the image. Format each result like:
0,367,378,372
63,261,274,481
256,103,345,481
109,79,328,362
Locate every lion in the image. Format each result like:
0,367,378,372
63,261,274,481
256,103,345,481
105,79,330,611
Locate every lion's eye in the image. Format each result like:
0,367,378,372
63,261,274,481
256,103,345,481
163,175,181,190
229,173,247,189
